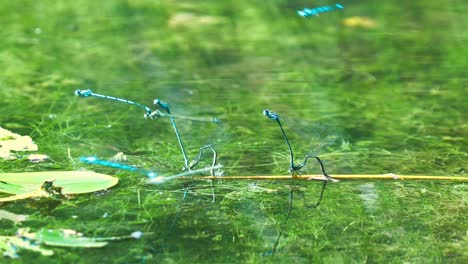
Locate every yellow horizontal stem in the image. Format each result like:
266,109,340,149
195,174,467,181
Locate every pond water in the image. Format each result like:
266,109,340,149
0,1,466,263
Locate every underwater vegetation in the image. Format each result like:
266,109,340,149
1,0,467,263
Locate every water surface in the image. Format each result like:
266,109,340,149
0,0,466,263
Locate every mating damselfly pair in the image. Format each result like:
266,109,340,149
74,89,337,186
74,89,338,254
75,89,223,199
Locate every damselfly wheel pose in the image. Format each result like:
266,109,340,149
75,89,221,200
263,109,336,205
154,99,220,202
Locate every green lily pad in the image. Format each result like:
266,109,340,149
0,180,66,204
0,170,118,195
20,228,108,248
1,228,147,258
0,181,29,194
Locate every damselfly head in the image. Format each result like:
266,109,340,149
75,89,93,97
154,99,170,109
154,99,172,115
263,109,279,120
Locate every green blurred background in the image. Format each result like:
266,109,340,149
1,0,466,263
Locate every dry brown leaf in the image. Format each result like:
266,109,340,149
0,127,38,159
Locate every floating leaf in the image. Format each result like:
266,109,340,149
0,189,51,203
0,180,67,207
0,235,53,258
0,171,118,203
0,209,28,223
18,228,108,248
18,228,147,248
0,170,118,196
0,181,29,195
1,228,148,258
0,127,38,160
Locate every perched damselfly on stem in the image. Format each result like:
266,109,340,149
262,109,338,255
153,98,225,201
